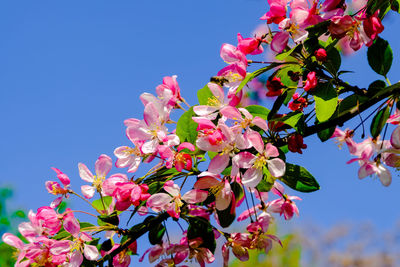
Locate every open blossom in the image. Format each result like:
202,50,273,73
233,142,286,188
268,182,301,220
103,174,151,211
147,181,208,218
114,145,143,173
194,172,233,211
260,0,288,24
156,75,182,108
237,33,263,55
79,154,113,199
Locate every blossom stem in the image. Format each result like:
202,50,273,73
70,190,103,214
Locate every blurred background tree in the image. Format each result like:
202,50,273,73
231,221,400,267
0,187,26,266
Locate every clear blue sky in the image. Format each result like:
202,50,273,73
1,0,400,264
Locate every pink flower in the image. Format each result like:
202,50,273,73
363,11,384,41
79,154,113,199
260,0,287,24
270,31,289,53
220,43,247,66
114,145,142,173
237,33,263,55
156,75,182,108
233,143,286,188
303,71,317,91
268,182,301,220
194,173,233,211
146,181,208,218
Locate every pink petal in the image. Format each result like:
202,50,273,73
81,185,96,199
194,176,220,189
193,105,218,116
270,31,289,53
2,233,24,250
242,168,263,188
63,216,80,237
70,250,84,266
267,158,286,177
233,152,256,169
50,240,71,255
182,189,208,204
83,244,100,260
147,193,172,211
208,154,230,174
78,163,94,183
178,142,196,152
265,143,279,157
95,154,112,177
245,130,264,154
220,106,242,120
391,126,400,149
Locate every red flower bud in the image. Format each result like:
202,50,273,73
288,134,307,154
266,76,284,97
314,48,327,61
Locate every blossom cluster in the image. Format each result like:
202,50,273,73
2,0,399,266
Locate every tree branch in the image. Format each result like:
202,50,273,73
95,212,170,265
303,82,400,137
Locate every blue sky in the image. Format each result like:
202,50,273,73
1,0,400,263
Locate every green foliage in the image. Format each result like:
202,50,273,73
216,201,236,228
317,125,336,142
275,44,301,61
367,37,393,77
92,196,113,213
148,222,166,245
323,46,341,75
279,163,320,193
176,107,198,144
98,211,119,226
0,187,27,266
187,216,216,253
236,63,284,93
306,20,330,38
197,84,214,105
314,82,338,122
270,111,305,134
370,105,391,138
245,105,270,120
368,80,387,96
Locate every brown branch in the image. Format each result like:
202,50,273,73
303,82,400,137
95,212,170,265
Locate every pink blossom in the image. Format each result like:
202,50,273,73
147,181,208,218
260,0,287,24
237,33,263,55
303,71,317,91
363,11,384,41
156,75,182,108
79,154,113,199
194,173,232,211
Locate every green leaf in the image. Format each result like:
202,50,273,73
268,90,288,120
216,201,236,228
197,84,214,105
98,211,119,226
317,125,336,142
148,222,166,245
314,82,338,122
245,105,270,120
147,181,166,195
276,64,302,89
323,46,341,75
279,163,320,193
187,217,216,253
176,107,198,144
275,44,301,61
337,94,369,117
92,196,113,213
368,80,387,96
366,0,390,15
370,105,391,138
270,112,305,134
11,210,26,219
392,0,400,12
256,167,274,192
367,37,393,77
236,63,283,93
306,20,330,38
